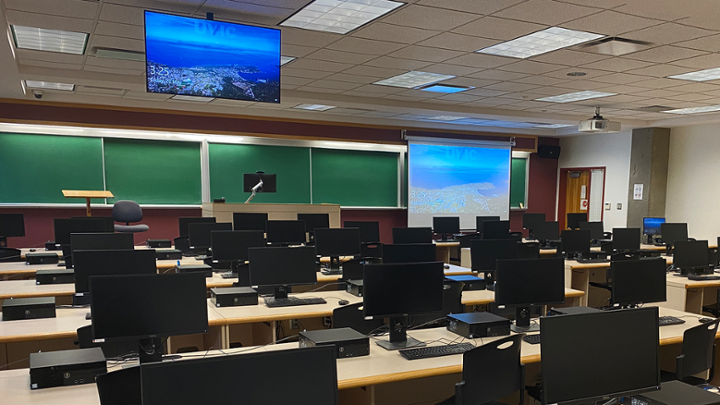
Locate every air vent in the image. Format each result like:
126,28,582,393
75,86,126,96
636,105,675,113
578,37,653,56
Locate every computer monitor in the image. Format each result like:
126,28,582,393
297,213,330,233
566,212,587,229
660,223,688,247
0,213,24,246
392,227,432,244
540,307,660,404
141,346,339,405
470,239,518,285
642,217,665,236
432,217,460,241
579,221,604,240
363,262,444,350
210,230,266,286
73,249,157,294
612,228,641,252
673,240,711,275
314,228,361,271
188,222,232,249
248,246,317,301
495,257,564,332
533,222,560,244
70,233,134,256
340,257,382,281
243,173,277,193
522,213,546,231
476,216,500,233
482,220,510,239
381,243,436,264
89,272,208,363
232,213,267,232
610,258,667,307
343,221,380,243
178,217,216,237
53,217,115,245
265,220,307,245
560,230,591,258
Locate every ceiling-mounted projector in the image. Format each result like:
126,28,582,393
578,107,621,133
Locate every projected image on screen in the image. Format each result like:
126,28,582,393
408,142,510,227
144,11,280,103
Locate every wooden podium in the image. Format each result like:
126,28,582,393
201,203,341,227
62,190,114,217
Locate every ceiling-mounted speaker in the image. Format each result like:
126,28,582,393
537,145,561,159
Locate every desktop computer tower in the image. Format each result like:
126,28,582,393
2,297,56,321
35,269,74,285
30,347,107,389
447,312,510,338
147,239,172,248
346,279,363,297
299,328,370,358
210,287,258,307
26,253,59,265
156,249,182,260
445,275,487,291
176,264,213,278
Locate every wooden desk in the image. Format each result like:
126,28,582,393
665,273,720,314
433,241,460,263
0,257,201,279
461,287,585,307
61,190,114,217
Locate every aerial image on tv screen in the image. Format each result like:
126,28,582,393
144,11,280,103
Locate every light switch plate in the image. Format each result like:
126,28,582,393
604,202,611,211
616,203,622,210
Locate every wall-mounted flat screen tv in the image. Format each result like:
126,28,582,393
144,11,280,103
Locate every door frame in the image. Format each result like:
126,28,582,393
557,166,606,229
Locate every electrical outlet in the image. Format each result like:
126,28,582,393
290,319,300,330
323,316,332,327
604,202,611,211
616,203,622,210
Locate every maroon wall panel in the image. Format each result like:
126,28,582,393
340,209,407,244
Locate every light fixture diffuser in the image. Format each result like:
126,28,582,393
532,123,574,128
668,67,720,82
477,27,603,59
421,84,473,93
662,105,720,114
11,25,88,55
170,94,215,102
426,115,467,121
280,0,404,34
293,103,336,111
281,56,296,66
24,80,75,91
535,91,616,103
374,71,456,89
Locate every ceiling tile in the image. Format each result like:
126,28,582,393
200,0,295,23
281,44,319,58
324,73,379,84
282,28,342,48
464,88,508,97
20,60,82,70
590,73,648,85
440,77,498,87
492,0,600,25
15,49,84,64
89,35,144,53
363,56,432,71
281,76,315,86
625,64,696,78
5,0,98,19
543,67,610,80
465,97,517,106
381,5,481,31
560,10,663,36
628,89,683,98
93,21,144,41
624,23,714,45
304,80,362,91
84,65,143,75
417,33,498,52
555,0,626,8
482,82,541,92
421,63,483,77
341,90,391,98
417,0,526,14
98,3,143,26
630,77,688,89
443,53,516,69
283,59,353,72
123,91,172,101
665,83,720,93
531,50,611,66
613,1,693,22
5,10,95,33
394,89,435,99
452,16,545,41
624,46,708,64
352,84,404,94
467,70,529,81
281,68,334,80
295,86,344,94
342,65,406,78
556,80,617,91
305,49,377,65
676,34,720,53
85,57,144,70
513,75,568,86
325,37,406,56
351,23,441,44
498,61,564,74
388,46,464,63
662,93,715,102
595,84,651,94
670,53,720,69
579,58,656,72
436,93,482,102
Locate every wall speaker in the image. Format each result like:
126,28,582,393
537,145,561,159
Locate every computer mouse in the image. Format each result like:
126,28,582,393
699,317,716,323
443,264,450,269
338,300,349,306
29,249,36,252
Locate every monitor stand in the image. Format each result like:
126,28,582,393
511,307,539,333
273,286,289,299
138,337,164,363
375,317,425,351
322,256,343,275
483,272,496,291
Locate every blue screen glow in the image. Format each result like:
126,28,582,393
421,85,470,93
643,217,665,235
144,11,280,102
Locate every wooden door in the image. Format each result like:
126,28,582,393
563,170,590,229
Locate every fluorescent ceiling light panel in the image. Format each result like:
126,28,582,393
280,0,404,34
477,27,603,59
421,84,473,93
662,105,720,114
24,80,75,91
11,25,88,55
170,94,215,102
426,115,467,121
668,67,720,82
293,103,336,111
374,71,456,89
535,91,616,103
280,56,296,66
533,123,574,128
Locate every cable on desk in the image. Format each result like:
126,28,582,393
0,357,30,370
0,255,22,262
408,317,447,330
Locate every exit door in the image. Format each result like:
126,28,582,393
558,167,605,229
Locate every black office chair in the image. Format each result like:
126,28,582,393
360,242,383,258
332,303,385,335
436,334,525,405
112,200,149,233
517,242,540,259
661,318,720,385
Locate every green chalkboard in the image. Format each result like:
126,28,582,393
103,138,201,204
0,134,105,203
209,143,311,204
510,157,527,208
311,148,398,207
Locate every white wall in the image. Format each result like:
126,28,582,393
667,124,720,241
557,131,632,231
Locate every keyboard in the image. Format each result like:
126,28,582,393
220,272,237,279
264,297,327,308
576,258,610,264
659,316,686,326
523,334,541,345
688,274,720,281
399,343,475,360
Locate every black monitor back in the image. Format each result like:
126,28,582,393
579,221,604,240
476,216,500,233
534,221,559,241
392,227,432,244
73,249,157,293
232,213,267,232
494,258,565,307
297,213,330,232
243,173,277,193
522,213,546,230
470,239,518,272
90,272,208,342
566,213,587,229
188,222,232,248
541,307,660,405
315,228,361,257
178,217,216,237
674,240,710,271
661,223,688,246
433,217,460,235
344,221,380,243
610,258,666,307
210,230,266,262
381,243,435,264
0,213,25,237
248,246,317,287
561,230,591,255
612,228,641,252
54,217,115,245
70,233,134,255
362,262,444,319
341,257,382,281
266,220,306,245
141,346,338,405
482,221,509,239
